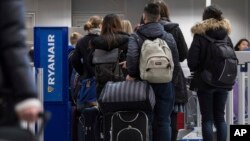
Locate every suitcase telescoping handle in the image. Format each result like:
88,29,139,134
35,112,51,138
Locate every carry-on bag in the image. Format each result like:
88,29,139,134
77,77,97,110
98,80,155,113
111,111,149,141
78,106,102,141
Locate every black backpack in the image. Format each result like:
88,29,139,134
201,35,238,88
92,48,124,85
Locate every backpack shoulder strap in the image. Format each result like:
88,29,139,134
68,49,75,60
131,32,145,48
203,35,228,43
203,35,216,43
158,38,168,47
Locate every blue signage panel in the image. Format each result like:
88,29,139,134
34,27,68,102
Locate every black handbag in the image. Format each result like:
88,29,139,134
98,80,155,113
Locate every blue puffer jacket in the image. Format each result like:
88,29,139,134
126,22,180,83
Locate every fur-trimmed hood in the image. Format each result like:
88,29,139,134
191,18,232,35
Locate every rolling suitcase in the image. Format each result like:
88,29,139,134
110,111,149,141
78,106,102,141
98,81,155,113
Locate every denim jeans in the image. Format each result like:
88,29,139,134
197,89,228,141
151,83,175,141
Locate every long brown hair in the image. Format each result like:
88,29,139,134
155,1,170,20
101,14,123,48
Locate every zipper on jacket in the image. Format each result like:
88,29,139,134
218,60,227,81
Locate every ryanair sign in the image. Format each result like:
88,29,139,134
34,27,68,102
48,34,55,93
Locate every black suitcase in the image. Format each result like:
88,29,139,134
78,107,102,141
110,111,149,141
98,81,156,113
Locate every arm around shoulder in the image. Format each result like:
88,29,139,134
126,36,140,78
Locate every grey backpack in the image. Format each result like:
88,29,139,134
135,35,174,83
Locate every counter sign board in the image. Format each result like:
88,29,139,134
34,27,68,102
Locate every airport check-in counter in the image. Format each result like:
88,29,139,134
34,27,72,141
226,51,250,125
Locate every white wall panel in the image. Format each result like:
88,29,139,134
72,0,148,28
248,0,250,40
24,0,36,12
24,0,71,27
125,0,147,28
165,0,205,47
24,0,72,43
24,0,250,46
36,0,71,26
212,0,249,45
72,0,125,13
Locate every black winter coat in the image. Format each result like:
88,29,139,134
71,33,99,77
0,0,37,125
160,19,188,62
188,18,234,90
126,22,180,85
92,32,129,62
160,19,189,104
91,32,129,97
92,32,129,52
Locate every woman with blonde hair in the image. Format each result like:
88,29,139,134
71,15,102,109
84,16,102,33
71,15,102,78
70,32,82,47
121,19,133,34
68,32,82,59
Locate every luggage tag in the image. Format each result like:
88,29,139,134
86,79,91,88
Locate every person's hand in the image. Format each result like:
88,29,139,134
15,99,42,122
126,75,135,81
119,61,127,69
17,106,42,122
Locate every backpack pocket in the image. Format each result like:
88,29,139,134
140,56,172,83
218,59,237,85
116,127,143,141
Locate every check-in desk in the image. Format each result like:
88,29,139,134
227,51,250,125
